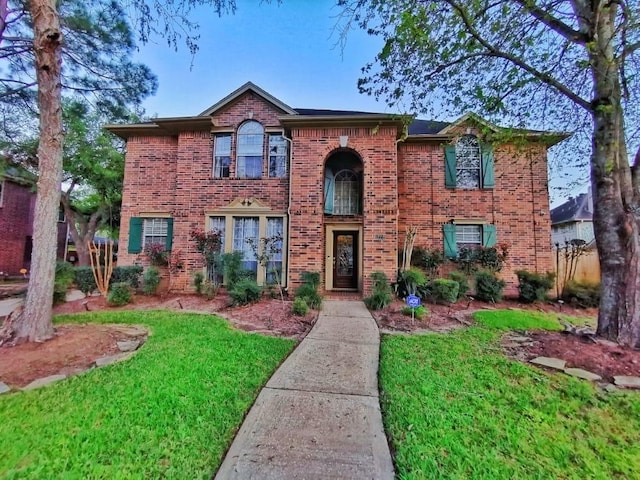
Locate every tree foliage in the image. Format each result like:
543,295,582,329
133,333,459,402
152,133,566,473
339,0,640,346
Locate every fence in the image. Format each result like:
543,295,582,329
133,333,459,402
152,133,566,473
553,246,600,287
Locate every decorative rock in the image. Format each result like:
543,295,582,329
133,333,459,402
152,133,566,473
0,382,11,394
613,376,640,389
94,351,134,367
110,325,148,337
117,340,140,352
603,383,618,393
530,357,566,370
22,374,67,391
508,336,532,343
596,339,619,348
564,368,602,381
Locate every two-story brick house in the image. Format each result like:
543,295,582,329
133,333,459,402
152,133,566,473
108,82,561,295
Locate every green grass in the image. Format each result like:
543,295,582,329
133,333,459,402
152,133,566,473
0,311,295,479
380,311,640,479
473,309,565,331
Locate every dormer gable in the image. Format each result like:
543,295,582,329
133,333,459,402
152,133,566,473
199,81,297,117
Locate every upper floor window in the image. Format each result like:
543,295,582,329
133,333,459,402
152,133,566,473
236,121,264,178
444,135,495,189
213,134,231,178
268,134,288,178
0,180,5,207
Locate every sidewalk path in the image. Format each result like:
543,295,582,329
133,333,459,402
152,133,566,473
215,300,395,479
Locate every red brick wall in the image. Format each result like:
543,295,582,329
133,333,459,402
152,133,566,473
0,180,35,275
398,138,552,291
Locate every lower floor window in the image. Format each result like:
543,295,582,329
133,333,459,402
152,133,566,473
143,218,169,247
455,224,482,249
233,217,259,278
443,223,496,258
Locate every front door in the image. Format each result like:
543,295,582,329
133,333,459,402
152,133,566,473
333,231,358,289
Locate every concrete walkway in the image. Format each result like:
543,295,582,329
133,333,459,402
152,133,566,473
215,300,395,479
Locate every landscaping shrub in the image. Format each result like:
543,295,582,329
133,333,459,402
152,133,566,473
411,247,445,277
228,278,262,306
193,271,204,294
74,266,97,294
393,268,428,299
222,251,249,288
53,261,75,305
107,282,133,306
400,305,428,320
111,265,143,289
143,266,161,295
448,271,469,300
562,280,600,308
364,271,393,310
202,280,217,300
516,270,555,303
291,297,309,316
300,271,321,289
474,270,506,303
431,278,460,304
295,283,323,309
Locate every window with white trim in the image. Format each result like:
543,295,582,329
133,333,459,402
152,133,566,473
236,121,264,178
233,217,259,278
268,134,288,178
455,224,482,248
333,169,360,215
266,217,283,284
455,135,481,189
143,218,169,248
0,180,4,207
213,134,231,178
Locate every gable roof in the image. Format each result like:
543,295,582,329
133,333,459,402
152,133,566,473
198,81,297,116
551,192,593,225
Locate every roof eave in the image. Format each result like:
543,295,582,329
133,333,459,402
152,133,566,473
105,117,212,139
278,114,404,128
199,81,297,116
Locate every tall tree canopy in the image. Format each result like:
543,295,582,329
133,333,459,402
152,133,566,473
339,0,640,346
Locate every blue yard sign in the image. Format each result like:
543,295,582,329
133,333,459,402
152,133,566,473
406,294,421,308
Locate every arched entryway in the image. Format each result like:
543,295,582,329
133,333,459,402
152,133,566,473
324,150,363,291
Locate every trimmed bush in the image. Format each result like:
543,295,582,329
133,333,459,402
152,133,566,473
193,271,204,294
295,283,323,309
111,265,143,289
448,271,469,300
474,270,506,303
222,251,248,288
300,271,321,289
143,266,161,295
516,270,555,303
107,282,133,306
53,261,75,305
228,279,262,306
562,280,600,308
411,247,445,276
400,305,428,320
202,280,217,300
431,278,460,304
291,297,309,316
364,271,393,310
74,266,97,294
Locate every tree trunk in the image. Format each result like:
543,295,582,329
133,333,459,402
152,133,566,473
589,5,640,348
11,0,63,342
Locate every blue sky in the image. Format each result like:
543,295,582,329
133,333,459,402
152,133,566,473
132,1,587,205
134,1,398,118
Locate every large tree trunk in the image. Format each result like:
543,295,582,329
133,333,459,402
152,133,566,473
60,195,101,266
589,5,640,348
10,0,63,342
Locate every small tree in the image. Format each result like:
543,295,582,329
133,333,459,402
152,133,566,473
247,233,284,302
190,228,224,290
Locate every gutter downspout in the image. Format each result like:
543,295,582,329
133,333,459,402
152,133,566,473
284,133,293,293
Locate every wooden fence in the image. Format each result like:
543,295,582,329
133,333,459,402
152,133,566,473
553,246,600,287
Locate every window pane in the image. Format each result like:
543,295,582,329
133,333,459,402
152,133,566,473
237,121,264,178
143,218,168,247
456,135,481,189
233,217,259,277
213,134,231,178
333,169,360,215
455,224,482,247
269,134,288,178
265,218,283,284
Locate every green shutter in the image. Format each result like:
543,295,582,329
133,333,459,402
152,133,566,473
165,218,174,250
483,224,497,247
443,224,457,258
481,144,495,188
128,217,143,253
444,145,457,188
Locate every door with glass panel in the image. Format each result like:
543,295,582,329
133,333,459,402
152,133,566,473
332,231,358,289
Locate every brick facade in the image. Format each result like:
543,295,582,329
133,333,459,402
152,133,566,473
111,83,556,296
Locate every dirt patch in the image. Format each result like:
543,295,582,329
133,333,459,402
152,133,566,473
504,331,640,384
0,324,146,388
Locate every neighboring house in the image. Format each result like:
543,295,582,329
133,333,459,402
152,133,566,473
108,82,563,295
550,190,595,246
0,165,68,277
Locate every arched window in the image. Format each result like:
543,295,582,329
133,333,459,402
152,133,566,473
236,121,264,178
333,169,360,215
455,135,481,189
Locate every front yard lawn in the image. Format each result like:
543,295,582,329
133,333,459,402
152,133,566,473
0,311,295,479
380,310,640,479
